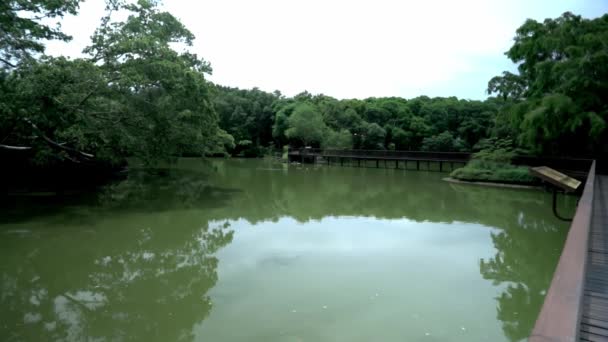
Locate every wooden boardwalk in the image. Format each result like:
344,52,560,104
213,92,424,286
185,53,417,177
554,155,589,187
581,175,608,341
529,162,608,342
287,148,592,177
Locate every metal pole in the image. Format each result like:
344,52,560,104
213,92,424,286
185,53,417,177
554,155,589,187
552,189,573,222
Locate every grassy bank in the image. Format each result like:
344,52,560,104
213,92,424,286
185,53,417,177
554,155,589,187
450,145,536,185
450,159,535,184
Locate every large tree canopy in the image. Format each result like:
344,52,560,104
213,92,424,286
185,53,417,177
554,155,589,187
1,0,226,170
488,12,608,156
2,4,606,183
285,103,326,146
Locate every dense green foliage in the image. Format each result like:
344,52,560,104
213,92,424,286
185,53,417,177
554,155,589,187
214,88,499,155
450,160,534,184
451,139,535,184
488,12,608,156
214,12,607,158
211,85,278,156
1,3,606,176
1,0,225,168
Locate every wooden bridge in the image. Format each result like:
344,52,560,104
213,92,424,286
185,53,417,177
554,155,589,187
288,148,471,172
288,148,593,177
289,148,608,341
530,161,608,342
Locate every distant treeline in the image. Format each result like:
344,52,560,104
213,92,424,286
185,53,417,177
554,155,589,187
213,12,608,158
213,86,499,156
214,11,608,158
1,0,606,173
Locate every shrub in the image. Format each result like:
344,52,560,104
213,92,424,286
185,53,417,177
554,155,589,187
450,163,534,184
450,167,493,181
450,146,535,184
493,168,535,183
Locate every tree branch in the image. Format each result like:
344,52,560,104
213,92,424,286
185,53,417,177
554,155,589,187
0,144,32,151
0,57,16,68
23,118,95,159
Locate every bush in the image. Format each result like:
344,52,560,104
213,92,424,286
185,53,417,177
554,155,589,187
451,163,534,184
450,147,535,184
494,168,535,183
450,167,493,181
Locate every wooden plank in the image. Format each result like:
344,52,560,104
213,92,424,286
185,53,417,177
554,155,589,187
582,316,608,329
579,330,608,342
581,175,608,340
580,331,608,341
530,166,582,192
581,323,608,337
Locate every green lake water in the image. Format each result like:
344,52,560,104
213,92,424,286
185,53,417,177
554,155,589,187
0,158,576,342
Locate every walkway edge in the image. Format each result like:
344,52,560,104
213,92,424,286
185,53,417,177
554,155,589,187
529,161,596,342
443,177,541,190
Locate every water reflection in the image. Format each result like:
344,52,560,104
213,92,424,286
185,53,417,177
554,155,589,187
479,211,564,341
0,159,573,341
0,219,233,341
98,167,242,212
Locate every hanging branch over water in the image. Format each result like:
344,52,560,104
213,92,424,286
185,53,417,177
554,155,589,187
0,144,31,151
23,118,95,159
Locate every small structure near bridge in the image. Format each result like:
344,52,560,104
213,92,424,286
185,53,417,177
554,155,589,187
530,166,582,221
530,166,582,192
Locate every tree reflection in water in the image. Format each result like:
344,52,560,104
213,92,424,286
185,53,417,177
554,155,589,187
475,189,570,341
0,159,575,341
0,166,235,341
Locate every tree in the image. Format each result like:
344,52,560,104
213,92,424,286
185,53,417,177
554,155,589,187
84,0,223,163
1,57,120,165
361,122,386,149
211,85,280,156
1,0,229,173
0,0,82,68
421,131,465,152
284,103,326,146
390,126,412,150
322,129,353,149
488,12,608,156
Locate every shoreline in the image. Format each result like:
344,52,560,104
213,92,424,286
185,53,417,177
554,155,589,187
443,177,542,190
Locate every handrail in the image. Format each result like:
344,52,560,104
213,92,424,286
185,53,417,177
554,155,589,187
289,149,594,172
291,148,471,160
529,160,596,342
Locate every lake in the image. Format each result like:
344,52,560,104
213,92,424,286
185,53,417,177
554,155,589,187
0,158,575,342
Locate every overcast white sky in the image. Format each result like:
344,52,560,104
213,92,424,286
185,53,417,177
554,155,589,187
46,0,608,100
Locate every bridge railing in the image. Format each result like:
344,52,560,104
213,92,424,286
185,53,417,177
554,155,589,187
289,148,593,174
292,148,471,161
529,160,596,342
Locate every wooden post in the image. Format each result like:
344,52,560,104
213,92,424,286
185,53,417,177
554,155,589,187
376,160,379,168
440,161,443,172
451,162,454,171
417,160,420,170
357,159,360,167
427,161,430,171
340,157,343,166
395,160,398,169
